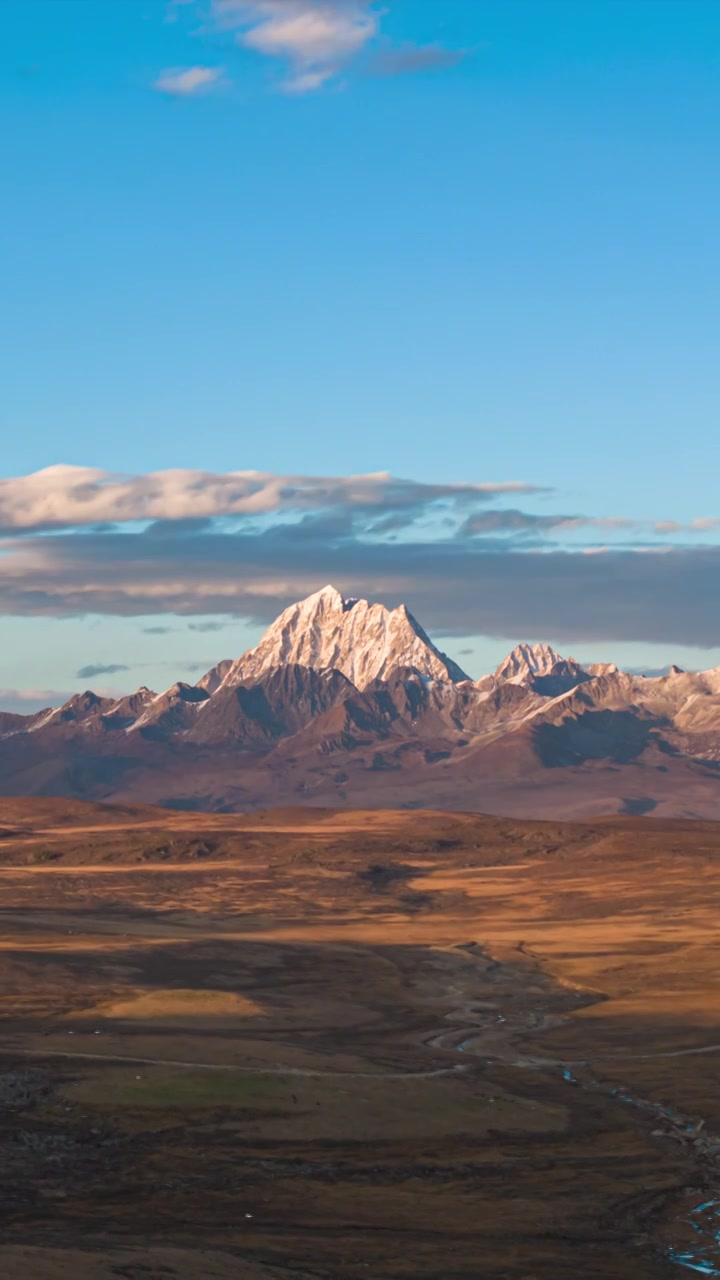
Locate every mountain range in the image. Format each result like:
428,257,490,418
2,584,720,819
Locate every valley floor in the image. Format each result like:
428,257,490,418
0,802,718,1278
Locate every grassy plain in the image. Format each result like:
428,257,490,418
0,801,718,1277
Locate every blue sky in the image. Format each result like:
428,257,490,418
1,0,720,708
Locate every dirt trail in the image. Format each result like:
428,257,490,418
0,859,524,876
0,1046,467,1081
0,818,428,847
591,1044,720,1063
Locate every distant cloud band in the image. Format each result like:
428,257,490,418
0,466,717,646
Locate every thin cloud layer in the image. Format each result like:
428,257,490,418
0,466,539,533
0,466,718,646
461,511,637,537
461,509,580,537
369,45,467,77
0,689,76,716
655,517,720,535
76,663,130,680
2,528,720,646
154,66,223,95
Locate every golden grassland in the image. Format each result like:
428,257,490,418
0,800,718,1277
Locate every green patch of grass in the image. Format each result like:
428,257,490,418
64,1066,290,1110
62,1066,567,1140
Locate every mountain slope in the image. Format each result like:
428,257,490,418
201,585,470,691
495,642,565,682
187,665,355,746
1,585,720,819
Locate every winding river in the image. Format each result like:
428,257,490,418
431,950,720,1277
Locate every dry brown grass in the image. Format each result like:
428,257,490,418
0,801,715,1278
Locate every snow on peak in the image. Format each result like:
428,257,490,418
203,585,470,692
495,642,567,684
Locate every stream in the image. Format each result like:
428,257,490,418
435,950,720,1277
666,1199,720,1275
558,1071,720,1275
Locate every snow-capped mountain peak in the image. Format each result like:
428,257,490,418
202,585,470,692
495,642,567,684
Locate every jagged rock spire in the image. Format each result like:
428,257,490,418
201,585,470,692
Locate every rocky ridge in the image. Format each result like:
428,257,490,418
1,586,720,818
202,586,470,691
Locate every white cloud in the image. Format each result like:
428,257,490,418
654,517,720,535
0,466,539,532
241,5,374,62
167,2,465,95
213,0,378,92
283,67,334,93
154,65,223,96
0,688,74,715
